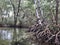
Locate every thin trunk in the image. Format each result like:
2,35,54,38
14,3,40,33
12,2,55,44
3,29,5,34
55,0,59,25
10,0,16,26
37,0,44,18
14,0,21,27
10,0,16,41
10,0,21,26
17,0,21,16
34,0,44,25
34,0,41,24
10,0,21,41
15,0,21,26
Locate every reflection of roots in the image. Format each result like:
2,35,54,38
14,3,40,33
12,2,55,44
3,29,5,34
28,24,60,45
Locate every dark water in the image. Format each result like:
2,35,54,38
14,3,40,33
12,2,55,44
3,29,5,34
0,27,28,45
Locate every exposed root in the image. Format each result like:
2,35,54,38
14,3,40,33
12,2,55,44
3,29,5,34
27,24,60,45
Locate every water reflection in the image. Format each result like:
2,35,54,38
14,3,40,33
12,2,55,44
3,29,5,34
0,30,12,40
0,28,13,40
0,27,28,45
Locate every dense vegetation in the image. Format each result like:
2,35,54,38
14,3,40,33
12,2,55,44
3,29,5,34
0,0,59,27
0,0,60,45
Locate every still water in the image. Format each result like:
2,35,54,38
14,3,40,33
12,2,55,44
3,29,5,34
0,27,28,45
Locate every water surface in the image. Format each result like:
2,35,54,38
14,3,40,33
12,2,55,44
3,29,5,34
0,27,28,45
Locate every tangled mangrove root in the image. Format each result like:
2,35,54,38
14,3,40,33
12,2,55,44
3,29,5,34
27,24,60,45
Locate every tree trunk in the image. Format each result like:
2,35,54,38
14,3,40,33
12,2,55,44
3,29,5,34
10,0,21,41
55,0,59,25
34,0,43,25
34,0,40,18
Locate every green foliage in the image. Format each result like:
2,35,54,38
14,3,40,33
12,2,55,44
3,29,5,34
0,0,59,45
0,0,57,26
39,0,56,22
